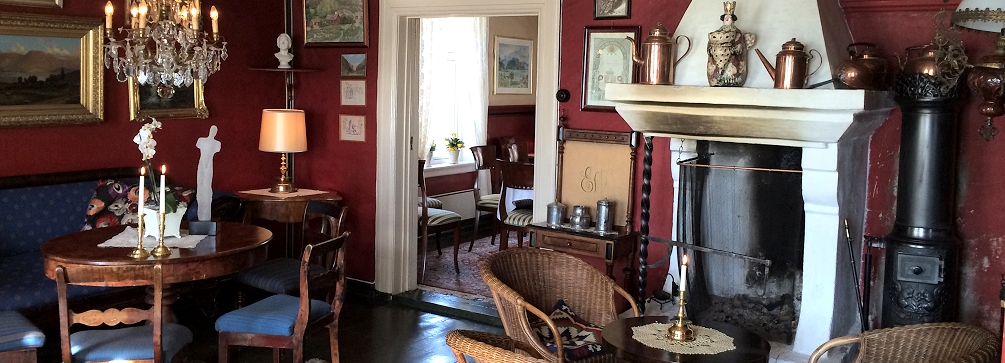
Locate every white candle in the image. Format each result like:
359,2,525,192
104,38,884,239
210,6,218,34
680,254,688,293
104,2,114,31
138,167,145,218
159,165,166,215
138,0,148,29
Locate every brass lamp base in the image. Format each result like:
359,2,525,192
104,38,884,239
269,153,297,193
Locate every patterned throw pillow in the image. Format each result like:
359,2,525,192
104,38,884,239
532,300,605,361
513,198,533,210
83,179,193,230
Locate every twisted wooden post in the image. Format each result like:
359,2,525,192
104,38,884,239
637,136,653,312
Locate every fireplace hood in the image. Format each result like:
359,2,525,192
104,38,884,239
606,84,895,148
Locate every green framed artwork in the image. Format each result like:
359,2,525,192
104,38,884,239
0,13,103,128
304,0,369,47
129,80,208,120
0,0,62,7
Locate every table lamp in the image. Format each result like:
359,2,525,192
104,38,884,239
954,0,1005,140
259,109,307,193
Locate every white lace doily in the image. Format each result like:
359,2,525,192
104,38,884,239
631,323,735,355
97,226,207,249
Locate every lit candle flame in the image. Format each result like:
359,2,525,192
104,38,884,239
161,165,166,174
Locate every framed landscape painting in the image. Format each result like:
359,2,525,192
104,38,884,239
0,0,62,7
494,36,533,95
304,0,369,47
0,13,103,128
129,80,208,120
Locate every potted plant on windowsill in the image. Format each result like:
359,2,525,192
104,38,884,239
444,133,465,164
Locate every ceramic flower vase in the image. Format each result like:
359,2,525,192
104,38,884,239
448,150,460,164
143,207,188,239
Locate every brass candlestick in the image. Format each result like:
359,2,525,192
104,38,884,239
151,212,172,257
667,290,695,341
128,215,150,259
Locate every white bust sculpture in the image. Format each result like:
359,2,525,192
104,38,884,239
195,125,221,221
275,33,294,69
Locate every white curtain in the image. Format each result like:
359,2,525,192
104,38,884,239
417,17,489,163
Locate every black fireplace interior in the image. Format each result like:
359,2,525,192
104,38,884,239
677,141,804,343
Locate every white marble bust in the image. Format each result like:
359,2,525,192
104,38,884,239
275,33,294,69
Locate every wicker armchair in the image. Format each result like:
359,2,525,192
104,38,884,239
446,330,549,363
480,248,640,363
808,322,998,363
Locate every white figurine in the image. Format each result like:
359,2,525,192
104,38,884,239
195,125,221,221
275,33,294,69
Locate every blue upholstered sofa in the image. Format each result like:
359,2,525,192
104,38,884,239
0,168,140,314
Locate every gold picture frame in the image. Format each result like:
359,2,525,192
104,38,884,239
0,0,62,7
0,13,102,128
128,79,208,120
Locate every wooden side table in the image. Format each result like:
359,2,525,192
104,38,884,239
236,190,342,258
602,317,770,363
527,222,637,287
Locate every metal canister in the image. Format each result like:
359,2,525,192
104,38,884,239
596,199,614,232
547,201,566,226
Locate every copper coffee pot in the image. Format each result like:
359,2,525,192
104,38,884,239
754,38,822,89
899,44,940,76
835,43,890,90
627,23,691,85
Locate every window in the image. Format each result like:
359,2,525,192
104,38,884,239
418,17,488,166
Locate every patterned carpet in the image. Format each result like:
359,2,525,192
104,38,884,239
420,232,528,298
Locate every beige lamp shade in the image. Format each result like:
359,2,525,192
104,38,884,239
954,0,1005,32
259,109,307,152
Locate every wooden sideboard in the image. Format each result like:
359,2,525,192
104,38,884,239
528,222,636,288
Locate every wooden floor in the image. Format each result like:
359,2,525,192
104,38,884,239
35,286,504,363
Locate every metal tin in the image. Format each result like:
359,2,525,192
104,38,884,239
569,205,591,229
547,201,566,226
596,199,614,232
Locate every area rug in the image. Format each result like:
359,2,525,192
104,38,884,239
420,233,526,298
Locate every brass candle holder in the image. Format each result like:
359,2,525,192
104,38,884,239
128,215,150,259
151,212,172,257
667,290,695,341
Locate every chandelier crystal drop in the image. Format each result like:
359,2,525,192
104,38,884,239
103,0,227,98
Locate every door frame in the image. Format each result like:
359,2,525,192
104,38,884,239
375,0,561,294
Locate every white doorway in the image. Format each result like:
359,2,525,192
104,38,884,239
375,0,561,294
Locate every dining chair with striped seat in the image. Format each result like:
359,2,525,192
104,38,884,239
418,159,463,278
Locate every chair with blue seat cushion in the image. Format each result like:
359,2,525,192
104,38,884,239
218,232,350,363
498,161,536,250
0,311,45,363
236,201,347,295
55,263,192,363
417,159,463,280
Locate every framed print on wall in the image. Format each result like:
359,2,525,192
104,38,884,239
129,79,208,120
582,26,640,112
0,0,62,7
341,54,366,77
494,36,533,95
595,0,630,19
304,0,369,47
340,114,365,142
340,80,366,106
0,13,102,128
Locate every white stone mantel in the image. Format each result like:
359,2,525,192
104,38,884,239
606,84,894,148
609,83,895,359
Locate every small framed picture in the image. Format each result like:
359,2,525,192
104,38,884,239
341,54,367,78
595,0,630,20
340,80,366,106
494,36,533,95
582,26,640,112
340,115,366,142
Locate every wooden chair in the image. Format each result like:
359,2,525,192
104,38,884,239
470,145,502,249
217,232,351,363
236,201,348,295
446,330,549,363
0,311,44,363
55,263,192,363
480,248,640,363
497,161,535,250
500,136,529,163
808,322,998,363
417,159,463,278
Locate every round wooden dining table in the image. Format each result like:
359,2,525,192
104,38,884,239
41,221,272,321
602,316,770,363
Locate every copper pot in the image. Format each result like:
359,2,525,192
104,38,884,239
835,43,889,90
627,23,691,85
900,44,939,76
754,38,822,89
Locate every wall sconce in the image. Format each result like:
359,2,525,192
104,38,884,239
259,109,307,193
954,0,1005,140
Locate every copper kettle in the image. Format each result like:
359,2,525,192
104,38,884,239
627,23,691,85
899,44,939,76
835,43,889,90
755,38,822,89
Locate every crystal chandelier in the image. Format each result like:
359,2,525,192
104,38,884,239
102,0,227,99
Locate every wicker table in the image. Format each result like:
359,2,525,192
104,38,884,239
602,317,770,363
